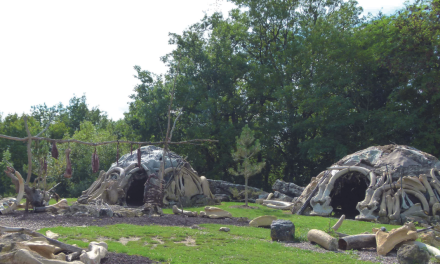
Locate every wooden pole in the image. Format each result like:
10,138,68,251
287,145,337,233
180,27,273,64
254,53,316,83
23,116,32,184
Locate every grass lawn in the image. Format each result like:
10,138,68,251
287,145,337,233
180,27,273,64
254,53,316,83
37,201,403,263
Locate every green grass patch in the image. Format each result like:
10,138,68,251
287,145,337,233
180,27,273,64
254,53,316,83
37,202,406,263
39,223,375,264
162,202,402,239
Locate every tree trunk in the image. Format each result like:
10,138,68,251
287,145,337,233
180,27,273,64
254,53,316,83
338,234,376,250
245,177,248,207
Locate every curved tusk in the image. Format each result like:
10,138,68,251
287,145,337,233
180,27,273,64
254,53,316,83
0,169,24,215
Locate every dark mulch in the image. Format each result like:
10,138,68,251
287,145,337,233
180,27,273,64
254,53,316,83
101,252,160,264
229,205,259,209
0,211,249,264
0,211,249,230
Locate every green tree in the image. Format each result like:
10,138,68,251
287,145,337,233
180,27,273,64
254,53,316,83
229,125,265,206
0,148,14,196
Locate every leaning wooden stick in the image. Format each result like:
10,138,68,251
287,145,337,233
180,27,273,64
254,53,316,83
0,225,83,253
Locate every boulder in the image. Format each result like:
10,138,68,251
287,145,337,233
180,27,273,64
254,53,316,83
204,206,232,218
249,215,277,227
272,180,304,197
207,179,268,200
214,194,230,202
273,191,294,202
180,195,217,208
219,227,230,232
99,208,113,218
397,244,429,264
270,220,295,241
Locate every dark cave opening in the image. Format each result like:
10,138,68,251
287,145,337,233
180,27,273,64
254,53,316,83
330,173,369,219
126,177,147,206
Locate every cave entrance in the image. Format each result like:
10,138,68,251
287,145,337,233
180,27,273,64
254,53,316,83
126,177,147,207
329,173,369,219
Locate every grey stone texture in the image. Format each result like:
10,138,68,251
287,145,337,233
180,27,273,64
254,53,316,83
270,220,295,242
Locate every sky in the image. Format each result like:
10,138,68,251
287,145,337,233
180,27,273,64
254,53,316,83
0,0,413,121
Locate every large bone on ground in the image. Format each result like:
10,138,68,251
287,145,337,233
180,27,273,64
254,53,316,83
172,205,197,217
249,215,277,227
338,234,376,250
203,206,232,219
264,204,293,210
0,226,83,254
79,242,108,264
262,200,293,210
419,231,440,248
34,199,70,213
332,215,345,231
419,174,437,206
307,229,338,251
4,249,84,264
19,237,64,260
376,224,418,255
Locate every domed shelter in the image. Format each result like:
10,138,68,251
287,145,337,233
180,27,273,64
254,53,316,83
292,145,440,223
78,145,215,207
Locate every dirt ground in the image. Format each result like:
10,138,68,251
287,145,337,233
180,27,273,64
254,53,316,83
0,211,399,264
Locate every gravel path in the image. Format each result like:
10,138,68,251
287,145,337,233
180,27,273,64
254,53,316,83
284,241,398,264
0,211,399,264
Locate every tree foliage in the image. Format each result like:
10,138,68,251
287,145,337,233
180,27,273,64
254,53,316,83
229,125,266,206
1,0,439,198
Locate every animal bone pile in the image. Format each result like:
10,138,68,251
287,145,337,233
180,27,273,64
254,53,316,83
306,214,440,260
77,145,216,208
0,226,107,264
292,145,440,224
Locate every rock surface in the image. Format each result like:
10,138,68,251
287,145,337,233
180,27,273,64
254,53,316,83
335,145,440,179
99,208,114,218
219,227,230,232
272,180,304,198
270,220,295,241
207,179,268,200
272,191,294,202
397,244,429,264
